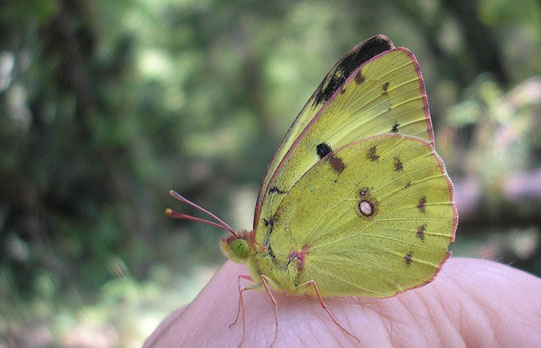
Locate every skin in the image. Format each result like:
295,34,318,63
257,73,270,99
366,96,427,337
144,257,541,347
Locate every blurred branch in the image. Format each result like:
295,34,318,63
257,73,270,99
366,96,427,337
442,0,509,85
45,0,96,137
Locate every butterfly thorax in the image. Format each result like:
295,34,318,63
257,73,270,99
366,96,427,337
220,229,310,293
251,246,307,293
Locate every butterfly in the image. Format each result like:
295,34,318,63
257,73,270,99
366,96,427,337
166,34,458,345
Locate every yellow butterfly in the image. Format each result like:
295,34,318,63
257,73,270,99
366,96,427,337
166,34,458,345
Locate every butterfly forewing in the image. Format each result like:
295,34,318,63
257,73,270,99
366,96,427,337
254,35,395,228
255,42,434,237
256,134,457,297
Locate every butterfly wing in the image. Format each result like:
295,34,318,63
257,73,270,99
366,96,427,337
254,35,396,227
257,134,457,297
255,38,434,237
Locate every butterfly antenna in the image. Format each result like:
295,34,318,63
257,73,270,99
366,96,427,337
166,190,238,237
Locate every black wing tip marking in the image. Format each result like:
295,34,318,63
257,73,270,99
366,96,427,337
311,35,394,107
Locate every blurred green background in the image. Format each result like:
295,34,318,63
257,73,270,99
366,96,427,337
1,0,540,346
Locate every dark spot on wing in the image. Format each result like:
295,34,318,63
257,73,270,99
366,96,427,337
394,157,403,171
360,188,368,196
417,224,426,241
340,88,346,94
405,181,412,188
367,146,380,161
391,121,399,133
382,82,390,95
417,197,427,213
263,217,275,228
262,216,277,259
328,154,346,173
404,252,413,266
354,70,365,84
316,142,332,159
268,245,276,259
269,186,285,194
312,36,393,107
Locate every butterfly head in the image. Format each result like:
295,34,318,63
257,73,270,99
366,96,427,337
219,230,255,264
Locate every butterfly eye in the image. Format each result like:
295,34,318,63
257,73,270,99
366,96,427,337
231,238,249,259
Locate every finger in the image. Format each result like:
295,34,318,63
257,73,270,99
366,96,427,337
145,258,541,347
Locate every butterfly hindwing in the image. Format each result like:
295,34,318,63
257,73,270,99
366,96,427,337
254,134,457,297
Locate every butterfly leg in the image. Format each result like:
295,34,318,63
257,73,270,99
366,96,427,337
300,280,360,343
260,274,279,347
230,275,253,328
229,274,254,347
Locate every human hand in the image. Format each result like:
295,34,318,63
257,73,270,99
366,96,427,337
144,257,541,347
